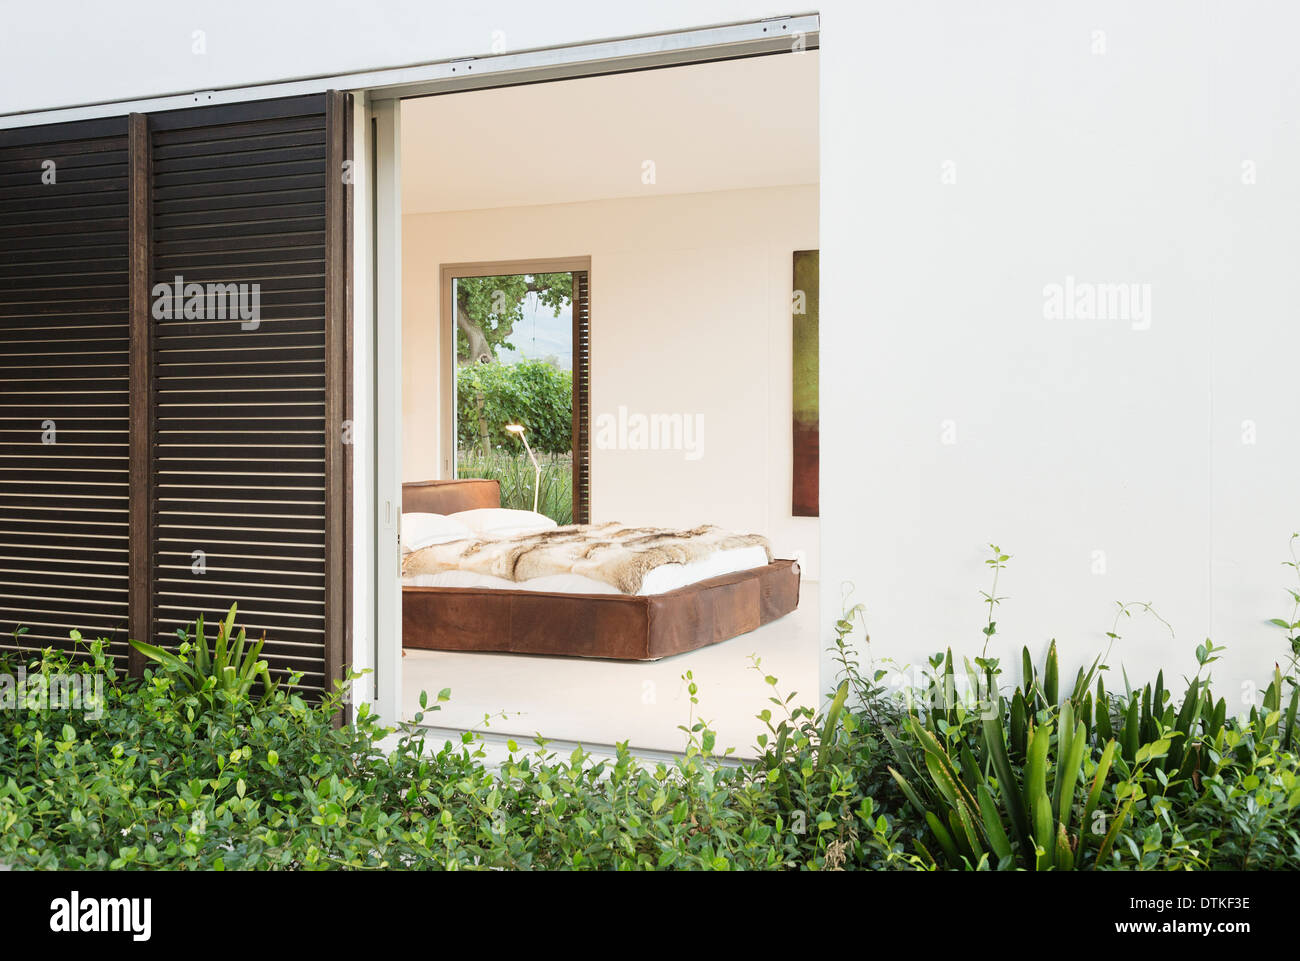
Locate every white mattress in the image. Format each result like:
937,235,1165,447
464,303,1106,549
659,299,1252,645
402,544,770,596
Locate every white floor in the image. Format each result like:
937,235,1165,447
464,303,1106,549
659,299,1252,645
401,588,820,758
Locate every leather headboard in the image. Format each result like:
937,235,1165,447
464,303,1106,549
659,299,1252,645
402,478,501,515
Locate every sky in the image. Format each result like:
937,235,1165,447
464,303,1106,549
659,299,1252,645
496,291,572,369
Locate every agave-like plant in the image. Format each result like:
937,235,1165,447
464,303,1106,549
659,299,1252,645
887,639,1228,870
890,703,1125,870
129,603,279,710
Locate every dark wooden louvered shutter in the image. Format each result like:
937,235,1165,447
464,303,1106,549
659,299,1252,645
145,93,348,696
0,95,348,693
571,269,591,524
0,118,132,667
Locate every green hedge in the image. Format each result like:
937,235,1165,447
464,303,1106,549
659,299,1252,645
456,360,572,455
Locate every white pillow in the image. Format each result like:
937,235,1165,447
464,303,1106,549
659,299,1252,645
401,512,474,552
449,508,558,537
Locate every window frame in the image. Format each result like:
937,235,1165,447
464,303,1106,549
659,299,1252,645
437,256,591,522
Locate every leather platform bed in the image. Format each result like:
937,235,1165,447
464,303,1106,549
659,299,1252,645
401,479,801,660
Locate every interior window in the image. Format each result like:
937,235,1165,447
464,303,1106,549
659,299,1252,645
449,270,589,524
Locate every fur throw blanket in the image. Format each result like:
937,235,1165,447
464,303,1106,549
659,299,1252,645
402,522,773,594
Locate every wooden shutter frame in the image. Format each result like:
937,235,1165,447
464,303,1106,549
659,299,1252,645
127,112,153,674
323,90,349,700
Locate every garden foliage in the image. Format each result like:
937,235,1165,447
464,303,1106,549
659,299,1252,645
456,359,572,455
2,539,1299,870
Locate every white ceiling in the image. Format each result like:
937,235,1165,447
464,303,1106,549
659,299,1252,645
401,52,819,214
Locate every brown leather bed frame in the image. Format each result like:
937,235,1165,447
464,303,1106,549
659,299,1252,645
401,479,801,660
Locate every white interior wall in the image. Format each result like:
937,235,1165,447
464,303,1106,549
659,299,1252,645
402,186,820,577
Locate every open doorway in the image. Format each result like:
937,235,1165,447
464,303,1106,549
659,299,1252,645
396,50,819,755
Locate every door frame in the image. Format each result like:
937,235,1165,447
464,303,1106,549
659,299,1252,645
335,24,823,730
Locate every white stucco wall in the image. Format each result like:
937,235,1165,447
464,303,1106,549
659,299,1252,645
402,185,820,578
819,2,1299,706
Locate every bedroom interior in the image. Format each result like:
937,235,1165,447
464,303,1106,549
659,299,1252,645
398,51,819,754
